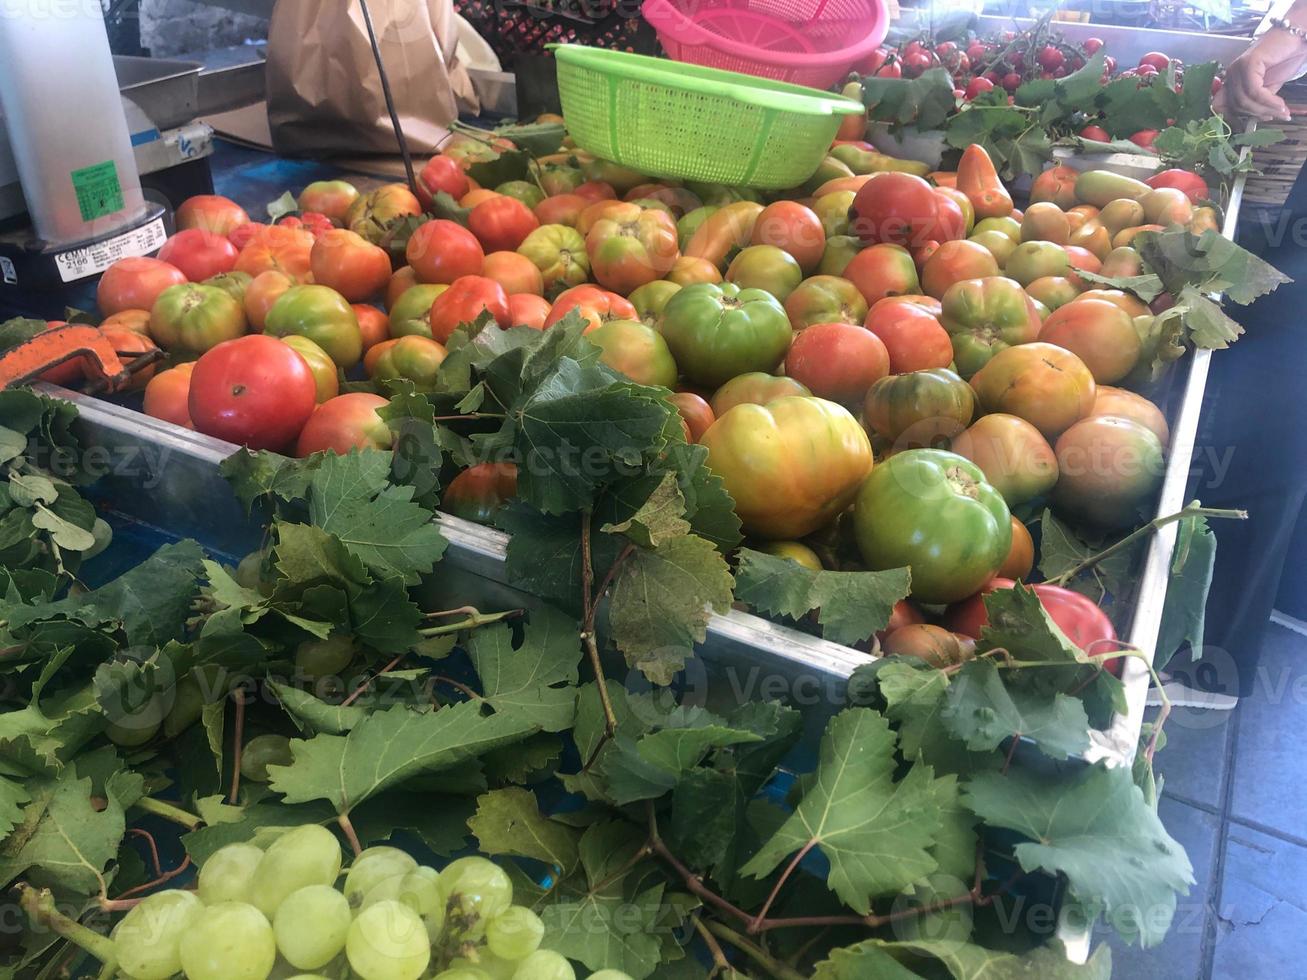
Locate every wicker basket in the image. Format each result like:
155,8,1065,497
1244,78,1307,208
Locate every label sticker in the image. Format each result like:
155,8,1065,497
54,217,167,283
69,160,125,222
0,256,15,286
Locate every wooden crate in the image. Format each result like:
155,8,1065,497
1245,78,1307,208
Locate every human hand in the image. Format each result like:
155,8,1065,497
1215,25,1307,123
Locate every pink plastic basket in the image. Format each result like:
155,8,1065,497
643,0,889,90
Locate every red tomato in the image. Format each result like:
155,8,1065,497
508,293,551,330
442,462,519,523
278,212,333,238
176,195,249,236
544,285,637,331
1138,51,1170,72
483,250,545,296
406,219,485,284
749,201,826,274
1144,168,1209,204
428,275,511,342
417,154,470,206
188,334,317,449
310,229,392,302
784,321,890,407
1083,37,1104,54
97,257,187,316
849,172,943,247
1129,129,1159,150
243,270,295,331
297,180,359,224
534,193,588,228
1078,124,1110,141
875,599,926,644
668,391,714,442
157,229,239,282
227,221,267,251
386,267,420,309
863,295,953,373
574,181,617,202
295,393,393,456
352,304,390,351
468,195,540,253
143,362,195,428
964,76,994,100
233,224,314,280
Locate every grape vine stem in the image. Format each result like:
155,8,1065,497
693,916,733,978
338,813,363,857
228,686,249,804
578,512,625,771
17,885,117,968
132,796,202,831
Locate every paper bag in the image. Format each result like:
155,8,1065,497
266,0,479,158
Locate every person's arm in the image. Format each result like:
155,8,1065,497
1215,1,1307,122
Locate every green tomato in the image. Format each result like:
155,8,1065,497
264,284,362,368
660,282,792,387
495,179,545,209
387,283,447,339
627,279,682,327
588,319,678,388
853,448,1011,603
938,275,1042,378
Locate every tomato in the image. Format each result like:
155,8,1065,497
518,224,590,297
98,257,187,316
784,275,868,331
1090,385,1169,446
812,191,855,238
624,183,701,217
863,367,975,449
1138,51,1170,72
1129,129,1159,151
683,201,763,270
534,194,588,228
142,362,194,428
98,326,158,391
264,284,363,368
785,321,889,407
1053,415,1165,529
854,448,1011,603
574,180,617,202
176,195,249,236
945,580,1120,665
710,373,810,416
295,393,393,457
754,540,824,571
964,76,994,99
1025,276,1078,312
233,224,314,281
188,334,317,449
1141,187,1193,226
589,319,678,387
149,283,247,354
226,221,266,251
936,187,975,235
998,516,1035,580
1029,165,1080,210
461,189,501,209
1019,202,1070,247
1038,298,1141,384
841,244,919,307
864,295,953,373
385,266,420,309
970,342,1096,439
725,245,803,301
580,158,647,195
352,304,390,352
668,391,714,442
280,334,340,403
537,164,584,198
363,338,396,376
416,155,469,206
370,335,448,392
876,599,926,644
931,191,968,243
243,270,295,331
1144,168,1209,204
298,180,359,224
585,203,680,294
442,463,519,524
543,285,636,332
406,219,485,285
628,280,681,326
661,282,792,386
939,275,1042,377
204,270,254,306
921,241,1002,301
100,309,152,334
966,230,1016,266
468,195,540,253
701,396,873,539
881,624,976,668
749,201,826,274
482,250,544,296
345,184,423,243
428,275,510,343
1005,241,1070,287
948,413,1059,506
666,255,722,287
1079,124,1110,142
849,172,942,246
155,228,238,283
308,229,392,302
508,293,551,330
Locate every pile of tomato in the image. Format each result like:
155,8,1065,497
64,122,1212,667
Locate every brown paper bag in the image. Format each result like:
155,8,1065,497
266,0,479,158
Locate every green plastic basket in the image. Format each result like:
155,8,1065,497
552,44,864,189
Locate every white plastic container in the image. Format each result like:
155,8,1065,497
0,1,147,246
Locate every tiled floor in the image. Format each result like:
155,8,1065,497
1108,620,1307,979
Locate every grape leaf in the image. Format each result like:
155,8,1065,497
0,427,25,464
814,938,1111,980
1177,63,1219,126
601,471,691,548
734,548,911,647
979,584,1086,666
349,792,474,855
0,776,31,838
1137,228,1291,306
1095,75,1178,138
8,473,56,507
466,605,581,733
0,768,142,896
481,733,563,784
964,764,1193,946
182,797,336,864
496,121,566,156
863,67,957,131
666,767,744,880
742,707,942,913
943,660,1091,760
269,681,366,735
559,681,665,803
348,574,423,654
661,442,742,553
608,533,734,685
267,699,538,813
220,448,321,513
465,147,531,189
1156,509,1217,662
1037,509,1141,602
1178,286,1243,349
0,684,106,776
811,942,927,980
469,786,580,873
307,450,447,583
1070,269,1165,303
31,504,95,551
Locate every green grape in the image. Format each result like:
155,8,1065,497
363,865,441,915
344,846,419,905
248,824,343,917
448,951,517,979
436,969,494,980
588,972,636,980
234,548,270,592
240,733,294,782
273,884,351,970
510,949,575,980
110,889,201,980
283,976,331,980
197,842,264,905
105,704,161,747
178,901,276,980
162,672,206,738
346,899,431,980
438,856,513,939
485,906,544,961
295,632,358,679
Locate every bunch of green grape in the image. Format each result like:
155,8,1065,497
105,824,638,980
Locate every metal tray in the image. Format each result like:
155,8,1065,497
115,56,203,131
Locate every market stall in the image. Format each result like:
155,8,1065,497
0,2,1294,978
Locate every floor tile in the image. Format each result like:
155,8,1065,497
1229,625,1307,837
1105,798,1219,979
1212,824,1307,978
1151,703,1234,809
